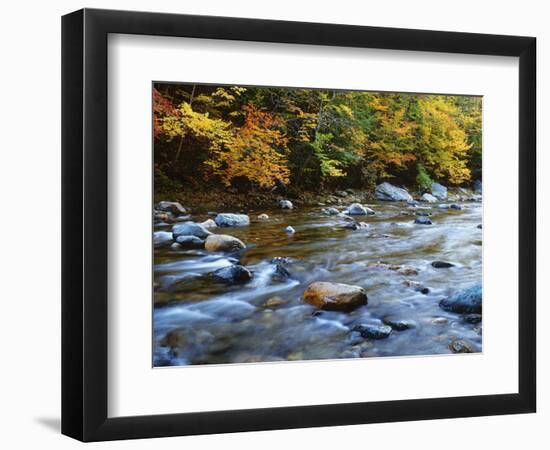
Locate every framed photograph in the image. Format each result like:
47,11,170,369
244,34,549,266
62,8,536,442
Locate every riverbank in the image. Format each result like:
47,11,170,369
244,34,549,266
154,183,481,215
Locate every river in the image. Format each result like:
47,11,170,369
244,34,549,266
153,199,482,366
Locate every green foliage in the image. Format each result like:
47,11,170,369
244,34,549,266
153,83,482,193
416,163,434,191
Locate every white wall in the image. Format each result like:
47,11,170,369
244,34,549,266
0,0,545,448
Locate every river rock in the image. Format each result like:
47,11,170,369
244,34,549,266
279,200,293,209
368,262,418,276
322,207,340,215
450,204,462,210
431,183,448,200
160,330,186,348
348,203,375,215
257,213,269,220
414,216,433,225
264,296,287,308
204,234,246,252
421,193,438,203
154,211,171,222
353,323,392,339
342,221,369,230
439,283,482,314
200,218,217,228
285,225,296,234
437,204,450,209
449,338,476,353
477,224,482,229
214,213,250,227
172,221,212,239
462,313,482,324
303,281,368,311
212,265,252,284
375,182,413,202
335,190,349,198
473,179,482,193
175,235,205,249
382,316,416,331
155,201,187,215
153,231,173,247
432,261,455,268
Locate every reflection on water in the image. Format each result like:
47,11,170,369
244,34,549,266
153,200,482,366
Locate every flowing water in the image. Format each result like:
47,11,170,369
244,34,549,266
153,200,482,366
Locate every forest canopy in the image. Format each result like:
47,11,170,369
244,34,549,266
153,83,482,195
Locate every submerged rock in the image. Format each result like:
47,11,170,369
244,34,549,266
347,203,375,215
212,265,252,284
421,193,438,203
368,262,418,276
449,339,476,353
264,296,287,308
439,284,482,314
462,313,482,324
375,182,413,202
172,221,212,239
214,213,250,227
414,216,433,225
303,281,368,311
257,213,269,220
382,316,416,331
431,182,448,200
175,235,205,249
155,201,187,215
279,200,293,209
204,234,246,252
432,261,455,268
342,221,369,230
285,225,296,234
353,323,392,339
450,204,463,210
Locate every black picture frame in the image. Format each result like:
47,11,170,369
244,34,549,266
62,8,536,442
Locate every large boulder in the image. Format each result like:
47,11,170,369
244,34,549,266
439,284,482,314
204,234,246,252
175,235,205,249
303,281,367,311
214,213,250,227
155,201,187,215
421,193,438,203
347,203,375,215
172,221,212,239
279,200,293,210
212,265,252,284
375,182,413,202
431,183,448,200
153,231,173,247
